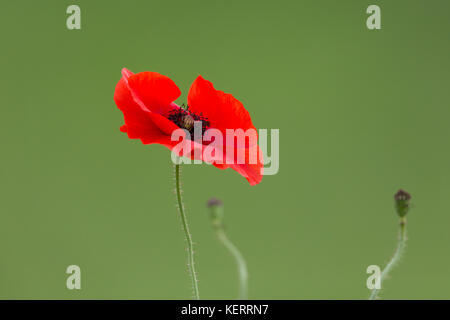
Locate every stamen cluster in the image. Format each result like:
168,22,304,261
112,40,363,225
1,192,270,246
167,105,210,136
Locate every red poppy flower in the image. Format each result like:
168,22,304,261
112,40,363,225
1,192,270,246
114,68,263,185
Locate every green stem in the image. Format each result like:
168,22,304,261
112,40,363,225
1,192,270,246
215,228,248,300
174,164,200,299
369,217,407,300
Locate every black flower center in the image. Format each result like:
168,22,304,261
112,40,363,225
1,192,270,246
167,105,210,137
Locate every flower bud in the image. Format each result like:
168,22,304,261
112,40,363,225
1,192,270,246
207,198,224,228
394,189,411,218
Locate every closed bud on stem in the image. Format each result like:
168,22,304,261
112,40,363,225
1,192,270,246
207,198,224,229
394,189,411,219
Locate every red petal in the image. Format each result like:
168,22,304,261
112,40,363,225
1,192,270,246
127,71,181,115
148,112,180,136
114,70,171,144
187,76,263,185
229,145,264,185
214,145,264,186
187,75,255,132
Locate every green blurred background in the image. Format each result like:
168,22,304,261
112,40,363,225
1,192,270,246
1,0,449,299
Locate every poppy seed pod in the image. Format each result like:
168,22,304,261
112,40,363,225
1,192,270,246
207,198,224,229
394,189,411,218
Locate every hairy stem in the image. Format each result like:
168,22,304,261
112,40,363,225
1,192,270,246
174,164,200,299
369,217,407,300
215,228,248,299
